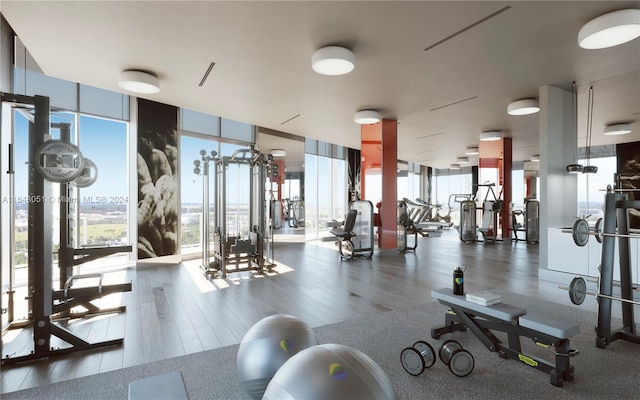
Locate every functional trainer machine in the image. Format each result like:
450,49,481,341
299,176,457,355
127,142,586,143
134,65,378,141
202,147,276,278
431,288,580,387
1,92,132,366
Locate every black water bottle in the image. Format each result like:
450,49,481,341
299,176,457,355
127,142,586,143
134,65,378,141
453,266,464,295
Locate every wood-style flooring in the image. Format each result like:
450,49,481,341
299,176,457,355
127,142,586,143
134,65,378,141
0,230,608,394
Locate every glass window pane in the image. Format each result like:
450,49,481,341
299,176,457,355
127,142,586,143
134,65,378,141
181,108,220,136
80,84,129,121
180,135,218,257
221,118,253,142
15,69,78,111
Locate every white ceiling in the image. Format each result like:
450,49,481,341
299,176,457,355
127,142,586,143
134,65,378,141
2,1,639,169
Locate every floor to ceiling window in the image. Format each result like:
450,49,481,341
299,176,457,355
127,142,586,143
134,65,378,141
304,140,347,241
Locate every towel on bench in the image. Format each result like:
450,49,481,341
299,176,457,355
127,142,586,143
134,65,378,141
466,291,502,306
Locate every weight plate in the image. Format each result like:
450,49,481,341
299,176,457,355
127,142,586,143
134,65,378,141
400,347,425,376
34,139,84,183
572,218,589,247
448,349,475,377
413,340,436,368
594,218,603,244
568,277,587,305
439,339,462,365
72,158,98,188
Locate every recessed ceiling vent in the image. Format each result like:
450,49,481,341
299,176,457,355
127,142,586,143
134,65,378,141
198,62,215,87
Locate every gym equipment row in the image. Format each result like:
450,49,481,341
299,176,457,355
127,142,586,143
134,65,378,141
459,182,503,243
560,186,640,348
430,288,580,387
329,200,374,260
511,198,540,244
400,339,475,377
402,197,453,228
396,200,442,253
1,92,132,366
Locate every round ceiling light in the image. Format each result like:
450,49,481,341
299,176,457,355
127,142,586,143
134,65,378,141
578,9,640,49
479,131,502,142
464,146,479,155
507,99,540,115
456,157,470,164
354,110,380,124
311,46,355,75
271,149,287,157
603,123,632,135
450,163,461,170
530,154,540,162
118,70,160,94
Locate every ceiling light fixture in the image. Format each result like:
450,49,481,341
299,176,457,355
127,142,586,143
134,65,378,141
479,131,502,142
465,146,479,155
118,70,160,94
271,149,286,157
456,157,470,164
531,154,540,162
578,9,640,49
604,123,632,135
450,163,461,170
507,98,540,115
354,110,381,124
311,46,355,75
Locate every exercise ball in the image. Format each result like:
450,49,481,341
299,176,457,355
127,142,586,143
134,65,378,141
236,314,319,399
263,343,398,400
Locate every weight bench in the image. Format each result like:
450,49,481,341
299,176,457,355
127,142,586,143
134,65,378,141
430,288,580,387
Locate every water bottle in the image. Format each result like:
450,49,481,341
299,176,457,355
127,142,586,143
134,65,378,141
453,266,464,295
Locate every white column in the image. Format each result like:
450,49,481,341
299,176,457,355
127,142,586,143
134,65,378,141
539,85,578,270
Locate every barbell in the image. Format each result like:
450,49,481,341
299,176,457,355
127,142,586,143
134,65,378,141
565,218,640,247
560,277,640,306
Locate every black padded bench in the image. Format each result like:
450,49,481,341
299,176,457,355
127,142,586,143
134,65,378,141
430,288,580,387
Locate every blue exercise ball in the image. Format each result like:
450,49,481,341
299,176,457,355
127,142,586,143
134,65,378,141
263,343,398,400
236,314,319,399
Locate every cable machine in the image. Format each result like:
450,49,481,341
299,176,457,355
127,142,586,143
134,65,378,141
1,92,132,366
201,147,276,278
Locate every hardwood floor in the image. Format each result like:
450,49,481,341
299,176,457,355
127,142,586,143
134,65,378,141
0,230,607,394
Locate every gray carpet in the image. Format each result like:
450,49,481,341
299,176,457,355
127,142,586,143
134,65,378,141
4,290,640,400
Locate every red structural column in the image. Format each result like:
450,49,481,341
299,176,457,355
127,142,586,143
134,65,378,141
501,137,512,240
478,137,512,240
360,119,397,250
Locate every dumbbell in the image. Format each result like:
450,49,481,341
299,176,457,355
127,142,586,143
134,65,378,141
438,340,475,377
400,340,436,376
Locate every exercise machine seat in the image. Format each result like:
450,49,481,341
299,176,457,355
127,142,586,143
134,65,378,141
330,209,358,240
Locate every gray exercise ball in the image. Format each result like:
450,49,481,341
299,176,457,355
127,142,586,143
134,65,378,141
263,343,398,400
236,314,319,399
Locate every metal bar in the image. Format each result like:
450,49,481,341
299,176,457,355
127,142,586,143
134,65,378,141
559,285,640,306
560,228,640,239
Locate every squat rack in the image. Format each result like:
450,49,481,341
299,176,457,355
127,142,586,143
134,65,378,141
1,92,131,366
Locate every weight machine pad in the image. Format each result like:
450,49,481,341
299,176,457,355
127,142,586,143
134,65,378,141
432,288,526,323
519,312,580,339
128,371,189,400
